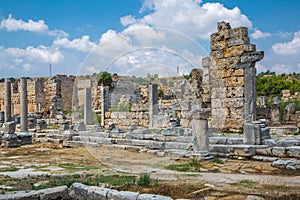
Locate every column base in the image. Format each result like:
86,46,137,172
18,132,33,145
192,151,213,161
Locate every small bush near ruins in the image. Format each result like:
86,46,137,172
137,173,151,186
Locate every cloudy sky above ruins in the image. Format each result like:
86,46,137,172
0,0,299,78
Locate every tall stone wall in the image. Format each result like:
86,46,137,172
204,21,261,132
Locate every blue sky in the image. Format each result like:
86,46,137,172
0,0,299,78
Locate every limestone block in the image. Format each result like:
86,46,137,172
229,107,244,120
272,147,286,157
228,36,250,47
263,139,276,147
69,183,89,199
209,137,228,144
211,87,226,99
256,147,272,156
3,121,16,134
164,142,189,149
211,98,225,109
244,123,261,145
210,144,233,153
210,50,224,59
232,145,256,156
118,112,127,119
110,112,119,119
243,44,256,52
137,194,173,200
287,146,300,158
88,187,111,200
229,27,248,38
210,40,226,51
271,160,288,168
39,186,69,200
226,56,241,66
227,137,243,145
211,108,228,119
107,189,139,200
224,45,245,58
225,98,244,108
225,76,244,87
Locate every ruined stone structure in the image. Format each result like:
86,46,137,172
202,21,263,132
0,75,74,117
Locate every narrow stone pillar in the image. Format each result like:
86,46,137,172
84,87,92,125
149,84,158,128
20,77,28,132
192,108,212,160
5,79,11,122
236,52,264,122
201,57,211,105
100,86,109,127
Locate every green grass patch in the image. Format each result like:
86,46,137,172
208,169,220,173
31,174,137,189
0,166,18,172
183,173,202,177
165,159,201,172
212,154,224,164
58,163,101,172
232,179,257,187
137,173,151,186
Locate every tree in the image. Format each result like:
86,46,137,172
96,71,112,86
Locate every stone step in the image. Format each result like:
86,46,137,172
210,144,268,156
106,144,144,152
64,141,101,148
263,138,300,147
72,136,113,145
209,137,244,145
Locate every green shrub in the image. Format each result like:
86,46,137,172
137,173,151,186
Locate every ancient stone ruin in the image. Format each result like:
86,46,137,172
0,21,299,166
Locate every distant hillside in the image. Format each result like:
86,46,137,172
257,71,300,96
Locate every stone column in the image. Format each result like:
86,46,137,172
100,86,109,127
201,57,211,105
236,52,264,122
5,79,11,122
149,84,158,128
20,77,28,132
84,87,92,125
192,108,212,160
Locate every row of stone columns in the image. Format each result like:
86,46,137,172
5,77,28,132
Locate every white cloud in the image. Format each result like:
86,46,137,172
122,0,252,39
53,35,96,52
0,14,68,37
251,29,272,39
0,14,48,32
99,30,117,44
272,31,300,55
26,46,64,64
0,44,67,76
120,15,137,26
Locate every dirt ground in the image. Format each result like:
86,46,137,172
0,142,300,199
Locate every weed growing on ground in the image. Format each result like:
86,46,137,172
165,159,201,172
137,173,151,186
232,179,257,187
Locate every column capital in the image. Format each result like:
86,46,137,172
192,108,211,120
236,51,264,69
